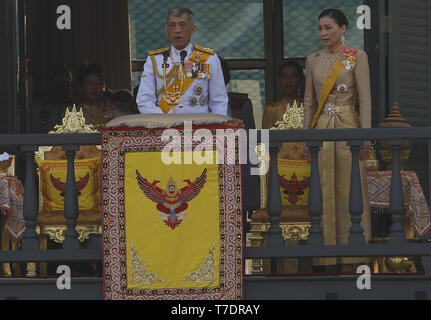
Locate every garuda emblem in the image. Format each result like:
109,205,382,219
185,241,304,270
136,169,207,230
279,173,310,205
50,173,90,197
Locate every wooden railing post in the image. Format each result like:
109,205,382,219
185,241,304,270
306,141,324,245
388,140,406,243
21,146,39,251
348,140,365,245
62,145,80,250
266,143,284,247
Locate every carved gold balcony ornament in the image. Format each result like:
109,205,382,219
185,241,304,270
35,105,99,160
378,102,412,170
385,256,415,273
162,59,186,114
50,105,98,134
255,143,269,208
271,100,305,130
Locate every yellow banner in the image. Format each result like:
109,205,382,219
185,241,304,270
124,151,220,290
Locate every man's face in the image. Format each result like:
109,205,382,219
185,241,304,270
165,13,196,50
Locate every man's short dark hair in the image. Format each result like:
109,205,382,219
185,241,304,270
167,6,194,25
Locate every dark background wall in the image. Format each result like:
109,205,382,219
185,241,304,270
0,0,19,134
26,0,131,98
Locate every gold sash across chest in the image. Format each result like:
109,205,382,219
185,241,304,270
154,50,211,114
311,58,345,129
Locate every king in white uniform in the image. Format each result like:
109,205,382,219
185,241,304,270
137,43,228,115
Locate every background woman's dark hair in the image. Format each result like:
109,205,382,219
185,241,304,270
318,8,349,28
47,64,73,81
77,62,105,85
278,60,305,98
218,57,231,86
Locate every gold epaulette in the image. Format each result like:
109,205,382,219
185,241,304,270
194,45,215,55
149,47,170,56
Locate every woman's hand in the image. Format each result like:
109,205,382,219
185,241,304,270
360,140,371,161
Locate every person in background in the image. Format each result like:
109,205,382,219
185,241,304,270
218,57,260,218
263,60,305,131
219,57,256,129
109,89,139,118
262,60,308,274
77,62,113,126
262,60,306,159
32,64,78,133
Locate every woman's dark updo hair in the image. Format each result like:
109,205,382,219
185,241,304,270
318,8,349,29
77,62,105,86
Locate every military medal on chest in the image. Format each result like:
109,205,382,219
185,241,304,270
189,96,198,107
185,62,205,79
185,52,211,80
189,84,206,107
336,84,348,93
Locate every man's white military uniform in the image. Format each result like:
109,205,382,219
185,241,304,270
136,43,228,115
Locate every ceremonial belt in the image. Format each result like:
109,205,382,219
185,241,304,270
158,50,211,114
311,58,345,128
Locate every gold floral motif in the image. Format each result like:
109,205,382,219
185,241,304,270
130,244,164,286
36,225,101,243
280,224,310,241
250,222,310,241
183,243,217,284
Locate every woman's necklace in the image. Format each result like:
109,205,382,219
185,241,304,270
324,49,341,76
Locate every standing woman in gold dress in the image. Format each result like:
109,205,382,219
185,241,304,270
303,9,371,270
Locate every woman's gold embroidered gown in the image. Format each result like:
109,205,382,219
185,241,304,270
304,45,372,265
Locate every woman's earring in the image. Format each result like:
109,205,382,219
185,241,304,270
341,33,346,44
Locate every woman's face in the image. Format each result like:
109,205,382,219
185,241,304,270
318,16,346,48
81,74,104,102
280,65,300,98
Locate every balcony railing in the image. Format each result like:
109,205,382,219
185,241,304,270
0,128,430,300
